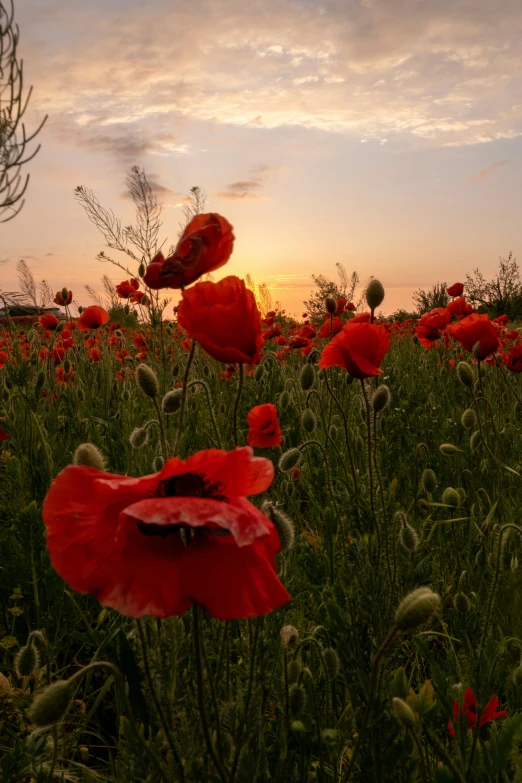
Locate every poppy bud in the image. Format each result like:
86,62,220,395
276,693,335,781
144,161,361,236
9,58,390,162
301,408,316,433
287,659,301,684
280,625,299,648
172,364,180,377
461,408,476,429
325,297,337,315
356,435,364,453
73,443,106,471
394,586,441,631
455,592,471,613
63,359,72,375
421,468,437,494
456,487,466,506
329,424,338,441
442,487,460,507
129,426,149,449
28,679,75,726
78,306,84,314
14,643,40,678
115,329,123,338
162,389,183,414
439,443,462,456
513,665,522,687
399,522,419,553
76,387,85,401
323,648,340,681
140,294,149,306
136,364,159,398
470,431,481,451
202,364,209,377
291,720,307,736
280,390,290,410
153,455,164,472
372,384,391,413
515,401,522,416
475,548,486,566
139,262,145,277
392,697,416,729
121,389,131,403
279,448,301,473
61,287,69,302
289,684,306,717
300,363,315,391
262,501,295,551
219,403,226,414
366,279,385,310
457,361,474,388
254,364,264,382
124,304,130,315
80,746,89,763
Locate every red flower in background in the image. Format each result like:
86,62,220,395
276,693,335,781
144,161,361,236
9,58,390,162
319,317,343,339
447,313,500,359
448,688,506,738
419,308,451,331
54,290,73,306
116,279,139,299
319,323,390,379
0,424,8,441
506,342,522,372
350,312,371,323
447,297,474,318
247,404,282,448
38,314,59,331
178,276,263,366
336,298,347,315
43,447,291,620
347,302,356,312
447,282,464,297
144,213,234,290
78,306,110,332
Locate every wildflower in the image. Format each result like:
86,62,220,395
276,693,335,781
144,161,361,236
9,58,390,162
318,317,343,339
447,313,500,360
78,306,110,332
42,447,290,620
54,289,73,306
505,342,522,372
447,282,464,297
447,297,474,318
350,312,371,323
319,322,390,379
38,314,59,331
0,425,8,441
178,276,263,366
448,688,507,737
144,213,234,289
116,279,139,299
247,404,282,448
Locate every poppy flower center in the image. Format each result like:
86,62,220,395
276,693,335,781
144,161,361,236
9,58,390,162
156,472,206,497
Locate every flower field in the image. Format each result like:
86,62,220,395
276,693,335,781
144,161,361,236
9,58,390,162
3,215,522,781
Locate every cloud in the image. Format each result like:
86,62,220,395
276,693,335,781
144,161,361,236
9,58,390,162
217,164,280,200
470,160,508,180
16,0,522,151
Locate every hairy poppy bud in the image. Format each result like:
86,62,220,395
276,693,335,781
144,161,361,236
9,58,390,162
27,630,47,654
129,426,149,449
399,522,419,553
457,361,474,388
63,359,72,375
456,487,466,506
162,389,183,414
219,403,226,414
254,364,265,382
461,409,476,429
73,443,105,471
287,659,301,684
15,643,39,678
470,430,481,450
136,364,159,398
262,501,295,551
356,435,364,453
139,262,145,277
172,364,179,377
35,371,45,393
289,684,306,717
372,384,391,413
323,648,340,681
421,468,437,494
78,306,83,314
280,625,299,648
121,389,131,403
455,592,471,613
329,424,338,440
115,329,123,338
76,387,85,401
301,408,316,433
140,294,149,306
28,679,75,726
279,448,301,473
153,455,164,472
322,729,341,746
440,443,462,456
325,297,337,315
395,587,441,631
300,363,315,391
280,390,290,410
366,279,385,310
442,487,460,507
291,720,307,735
392,697,416,729
61,287,69,302
513,665,522,687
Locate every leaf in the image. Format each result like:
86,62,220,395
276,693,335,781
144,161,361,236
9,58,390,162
117,629,149,733
390,667,409,700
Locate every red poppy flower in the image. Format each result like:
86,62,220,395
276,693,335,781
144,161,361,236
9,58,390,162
350,312,371,324
38,314,60,331
506,342,522,372
289,336,311,350
319,317,343,339
347,302,356,312
54,290,73,306
116,280,139,299
130,290,148,305
90,347,102,362
246,404,282,448
447,297,474,318
494,314,509,326
78,306,110,332
299,325,316,339
0,351,8,368
302,312,308,318
177,276,263,366
0,424,8,441
448,688,506,738
447,282,464,297
319,323,390,379
336,298,347,316
416,324,442,349
143,213,234,290
419,308,451,331
43,447,291,620
447,313,500,359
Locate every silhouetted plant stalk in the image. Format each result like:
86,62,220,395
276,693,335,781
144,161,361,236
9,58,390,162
233,362,244,447
173,338,196,456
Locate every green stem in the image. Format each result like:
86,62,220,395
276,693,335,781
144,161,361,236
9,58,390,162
233,363,244,447
152,397,169,461
173,338,196,456
230,617,261,782
424,725,466,783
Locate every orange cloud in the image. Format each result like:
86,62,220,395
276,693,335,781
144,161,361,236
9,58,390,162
470,160,508,180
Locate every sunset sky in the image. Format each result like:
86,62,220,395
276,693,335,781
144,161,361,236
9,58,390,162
2,0,522,316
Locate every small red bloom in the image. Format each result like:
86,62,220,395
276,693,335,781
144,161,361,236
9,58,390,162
246,404,282,448
448,688,507,738
419,308,451,331
0,424,8,441
347,302,356,312
178,276,263,366
447,282,464,297
78,306,110,332
144,213,235,290
54,290,73,306
447,313,500,359
319,317,343,339
336,298,347,316
38,314,60,331
447,297,474,318
319,323,390,379
90,347,102,362
275,335,288,345
506,342,522,372
289,336,310,350
42,447,291,620
116,280,140,299
299,325,316,339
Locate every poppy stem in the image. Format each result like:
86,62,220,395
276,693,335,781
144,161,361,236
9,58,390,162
152,397,169,461
230,617,261,782
233,363,244,447
360,380,380,564
424,725,466,783
173,338,196,456
136,621,186,782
